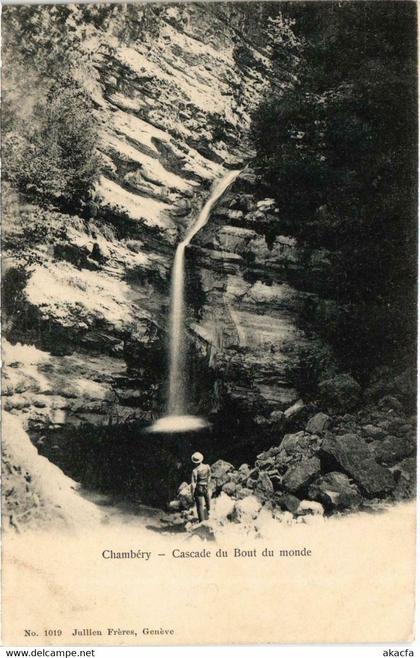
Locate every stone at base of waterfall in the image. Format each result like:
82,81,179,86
371,434,415,466
280,431,310,456
187,521,216,541
321,434,394,496
278,493,301,513
391,457,416,500
211,459,235,490
273,510,295,525
169,513,189,528
212,492,235,521
378,395,404,413
301,512,326,526
221,481,237,496
282,456,321,494
362,424,386,440
296,500,324,516
284,399,305,419
177,483,194,509
238,463,251,480
255,472,274,498
306,412,331,435
307,472,362,510
235,486,254,499
231,495,262,523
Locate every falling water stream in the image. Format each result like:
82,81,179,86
149,169,242,433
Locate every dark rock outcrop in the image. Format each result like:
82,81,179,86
282,457,321,494
320,434,394,496
167,396,415,533
307,472,362,510
306,412,331,435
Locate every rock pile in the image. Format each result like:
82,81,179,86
168,404,416,535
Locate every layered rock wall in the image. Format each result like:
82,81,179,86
4,3,302,434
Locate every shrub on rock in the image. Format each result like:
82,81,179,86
318,373,361,412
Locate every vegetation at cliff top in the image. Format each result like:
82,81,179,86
1,5,123,212
251,1,417,384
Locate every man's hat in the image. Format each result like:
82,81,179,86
191,451,204,464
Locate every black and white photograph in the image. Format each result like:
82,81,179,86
1,0,417,648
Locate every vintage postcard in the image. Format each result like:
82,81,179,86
1,0,417,647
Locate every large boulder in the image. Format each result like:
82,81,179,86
177,482,194,509
211,459,235,490
237,463,251,483
282,456,321,494
273,510,295,525
391,458,416,500
269,410,285,429
321,434,394,496
221,481,237,496
307,472,362,510
377,395,404,413
277,493,301,513
362,424,386,440
279,431,311,456
365,367,416,408
284,399,305,419
235,486,254,499
254,507,276,533
319,373,361,412
371,435,415,466
254,471,274,498
256,446,281,468
306,412,331,435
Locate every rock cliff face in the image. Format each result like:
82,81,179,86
2,4,416,520
4,3,302,441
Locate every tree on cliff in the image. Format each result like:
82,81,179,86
251,2,417,382
2,5,105,212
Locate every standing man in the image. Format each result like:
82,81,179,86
191,452,211,522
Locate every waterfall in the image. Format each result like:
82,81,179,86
149,169,242,433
